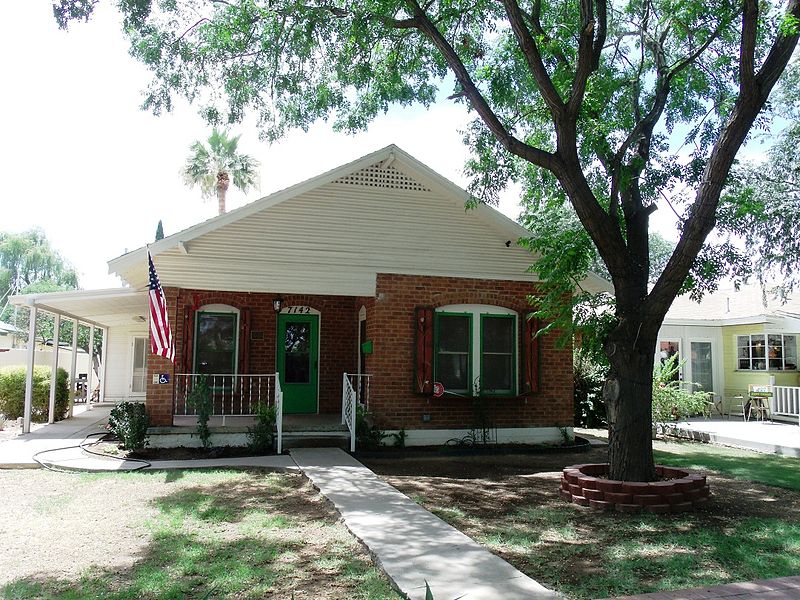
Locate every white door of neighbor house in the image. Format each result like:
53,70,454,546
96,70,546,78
690,341,714,395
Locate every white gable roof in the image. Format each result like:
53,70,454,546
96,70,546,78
109,145,610,297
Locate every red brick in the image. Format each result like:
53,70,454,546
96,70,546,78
605,492,633,504
571,495,589,507
671,502,694,513
569,484,583,496
634,494,664,506
621,482,651,495
664,493,686,505
583,488,605,501
589,499,615,511
648,481,678,495
596,480,622,493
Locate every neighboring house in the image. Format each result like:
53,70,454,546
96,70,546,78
0,321,20,349
659,283,800,421
12,145,609,444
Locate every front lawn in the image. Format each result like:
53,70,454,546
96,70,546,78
0,469,397,599
364,444,800,599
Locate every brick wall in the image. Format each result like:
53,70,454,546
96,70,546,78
144,277,573,430
145,288,361,426
366,273,573,431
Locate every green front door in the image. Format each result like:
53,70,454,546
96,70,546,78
277,314,319,414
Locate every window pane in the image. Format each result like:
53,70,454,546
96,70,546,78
690,342,713,393
132,337,147,393
751,334,765,358
438,316,470,352
133,338,146,369
785,336,797,370
483,317,514,353
438,354,469,391
196,313,237,374
658,341,680,382
482,354,512,391
285,322,311,383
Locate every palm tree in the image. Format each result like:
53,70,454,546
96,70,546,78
181,129,260,215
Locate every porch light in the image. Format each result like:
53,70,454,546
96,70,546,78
272,297,284,313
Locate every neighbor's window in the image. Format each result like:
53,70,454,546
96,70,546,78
194,311,238,375
131,337,147,393
434,306,517,396
738,334,797,371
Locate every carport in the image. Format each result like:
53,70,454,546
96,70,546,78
9,288,148,433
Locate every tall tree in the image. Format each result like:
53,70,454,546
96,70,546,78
0,229,78,310
54,0,800,481
181,128,260,215
155,220,164,241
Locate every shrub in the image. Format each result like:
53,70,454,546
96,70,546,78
356,404,386,450
652,353,710,432
187,375,213,448
246,402,276,454
573,350,607,428
108,401,150,450
0,366,69,422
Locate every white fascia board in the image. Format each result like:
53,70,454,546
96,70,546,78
662,318,725,327
9,287,144,306
107,145,405,278
663,315,769,327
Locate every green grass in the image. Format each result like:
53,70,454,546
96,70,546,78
653,439,800,491
472,505,800,600
1,470,397,600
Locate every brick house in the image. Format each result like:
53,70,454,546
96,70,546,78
14,145,607,445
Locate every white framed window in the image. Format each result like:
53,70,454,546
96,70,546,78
434,305,517,396
738,334,797,371
131,336,147,394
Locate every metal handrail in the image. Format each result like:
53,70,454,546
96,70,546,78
342,373,357,452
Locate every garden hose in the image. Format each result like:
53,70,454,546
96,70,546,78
31,432,151,473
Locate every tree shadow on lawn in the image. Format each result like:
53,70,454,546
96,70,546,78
376,455,800,599
1,470,395,600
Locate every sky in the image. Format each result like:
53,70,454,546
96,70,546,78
0,2,775,292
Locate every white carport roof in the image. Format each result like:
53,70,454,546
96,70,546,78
9,288,148,329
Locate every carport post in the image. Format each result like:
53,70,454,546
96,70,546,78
86,324,95,411
99,327,108,404
23,304,38,434
68,320,79,418
48,313,61,424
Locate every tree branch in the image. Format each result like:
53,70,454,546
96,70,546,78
740,0,758,93
403,0,557,170
500,0,566,118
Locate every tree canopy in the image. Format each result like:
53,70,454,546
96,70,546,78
0,229,78,310
53,0,800,481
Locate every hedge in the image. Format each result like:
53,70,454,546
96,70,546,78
0,366,70,422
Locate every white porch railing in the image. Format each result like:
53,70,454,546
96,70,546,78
773,386,800,425
342,373,357,452
275,374,283,454
174,373,277,419
342,373,372,452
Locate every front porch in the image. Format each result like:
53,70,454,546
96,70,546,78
669,418,800,458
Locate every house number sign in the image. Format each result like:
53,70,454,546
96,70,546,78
282,305,313,315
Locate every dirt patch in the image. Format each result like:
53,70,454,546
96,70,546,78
0,418,46,443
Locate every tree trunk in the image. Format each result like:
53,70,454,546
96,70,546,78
216,171,230,214
603,313,662,482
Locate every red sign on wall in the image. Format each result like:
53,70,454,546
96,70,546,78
432,382,445,398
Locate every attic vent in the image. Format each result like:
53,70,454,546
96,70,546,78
334,163,430,192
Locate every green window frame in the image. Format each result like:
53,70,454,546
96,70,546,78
480,314,517,396
434,312,473,395
194,311,239,378
433,309,518,397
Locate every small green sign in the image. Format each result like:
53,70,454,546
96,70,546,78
361,340,373,354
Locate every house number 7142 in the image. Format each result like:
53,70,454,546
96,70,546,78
284,306,312,314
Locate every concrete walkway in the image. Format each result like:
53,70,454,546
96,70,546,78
671,419,800,457
291,447,560,600
0,405,112,468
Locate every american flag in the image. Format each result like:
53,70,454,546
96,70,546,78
148,252,174,362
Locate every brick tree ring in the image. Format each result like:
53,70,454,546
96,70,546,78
559,463,710,514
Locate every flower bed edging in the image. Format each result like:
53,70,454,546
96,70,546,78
559,463,710,513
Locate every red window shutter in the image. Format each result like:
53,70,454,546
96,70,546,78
239,307,251,374
182,305,196,374
523,314,540,393
414,306,434,394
